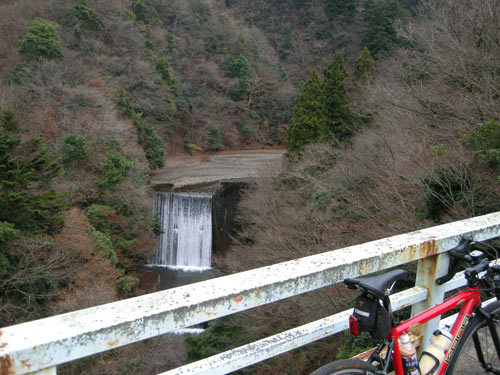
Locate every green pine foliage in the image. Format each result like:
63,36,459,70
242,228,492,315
133,0,149,23
4,63,31,85
324,0,357,22
354,47,376,81
0,222,19,277
152,54,178,90
469,120,500,168
287,54,355,153
208,125,224,151
0,108,20,132
220,54,252,79
321,53,355,141
362,0,401,56
220,54,254,100
0,130,67,234
18,17,63,60
95,152,134,191
62,134,89,166
287,70,329,153
116,88,165,169
137,124,165,170
71,0,101,29
185,318,247,362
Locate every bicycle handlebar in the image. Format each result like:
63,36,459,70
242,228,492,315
435,236,473,285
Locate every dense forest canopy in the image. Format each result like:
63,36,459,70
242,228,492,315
0,0,499,373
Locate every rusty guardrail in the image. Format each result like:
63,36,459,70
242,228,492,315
2,212,500,375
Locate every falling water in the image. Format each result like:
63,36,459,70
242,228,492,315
152,193,212,270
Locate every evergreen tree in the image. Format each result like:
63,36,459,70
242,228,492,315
62,134,89,166
354,47,376,81
321,53,354,141
133,0,149,22
362,0,400,56
324,0,357,22
0,221,19,277
0,130,67,234
71,0,101,30
18,18,63,60
0,108,20,132
287,70,329,152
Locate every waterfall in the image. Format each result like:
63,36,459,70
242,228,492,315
152,193,212,270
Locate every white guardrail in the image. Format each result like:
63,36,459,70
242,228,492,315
3,212,500,375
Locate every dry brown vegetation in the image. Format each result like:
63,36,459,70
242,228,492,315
50,207,119,314
1,0,499,373
213,0,500,372
225,0,500,269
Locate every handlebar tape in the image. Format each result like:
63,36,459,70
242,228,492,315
435,237,473,285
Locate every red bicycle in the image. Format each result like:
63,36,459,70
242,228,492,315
311,237,500,375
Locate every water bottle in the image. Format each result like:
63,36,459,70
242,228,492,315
399,333,420,375
418,329,452,375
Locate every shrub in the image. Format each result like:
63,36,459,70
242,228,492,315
185,318,245,361
324,0,357,22
469,120,500,168
354,47,375,81
220,54,252,79
117,87,134,117
0,237,72,325
117,275,139,296
19,18,63,60
95,153,134,191
116,88,165,169
336,332,374,359
191,0,212,24
152,54,177,90
208,126,224,151
419,166,492,222
0,222,19,277
133,0,149,23
0,108,20,132
86,204,114,233
4,63,31,85
88,226,118,265
138,124,165,169
71,0,101,30
62,134,89,166
165,31,176,50
151,215,163,236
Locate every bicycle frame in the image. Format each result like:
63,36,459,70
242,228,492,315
387,287,481,375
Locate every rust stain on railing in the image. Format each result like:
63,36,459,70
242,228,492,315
419,239,438,258
3,212,500,375
0,354,13,375
107,340,119,348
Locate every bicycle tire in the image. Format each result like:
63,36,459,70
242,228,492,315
446,300,500,374
310,359,379,375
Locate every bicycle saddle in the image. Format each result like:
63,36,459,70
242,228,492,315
344,269,407,299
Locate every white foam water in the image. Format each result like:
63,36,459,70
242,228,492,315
151,193,212,270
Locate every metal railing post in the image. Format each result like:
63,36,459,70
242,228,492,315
411,252,450,350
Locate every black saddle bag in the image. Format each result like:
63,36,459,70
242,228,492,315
353,294,392,340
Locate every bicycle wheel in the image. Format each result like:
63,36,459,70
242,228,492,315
310,359,379,375
446,300,500,374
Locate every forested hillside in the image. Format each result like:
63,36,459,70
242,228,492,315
213,0,500,373
1,0,498,373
